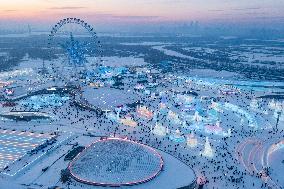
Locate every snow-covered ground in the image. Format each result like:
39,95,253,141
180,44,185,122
152,45,201,61
81,87,139,111
0,40,283,189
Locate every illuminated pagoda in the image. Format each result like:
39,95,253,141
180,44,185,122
186,133,198,148
120,114,137,127
193,111,202,123
167,110,181,125
169,129,185,143
136,105,153,120
200,137,214,158
152,122,167,136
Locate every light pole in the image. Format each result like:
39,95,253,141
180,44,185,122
275,110,281,131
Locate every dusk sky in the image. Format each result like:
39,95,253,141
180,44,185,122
0,0,284,31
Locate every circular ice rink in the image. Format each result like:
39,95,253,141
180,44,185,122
68,138,164,186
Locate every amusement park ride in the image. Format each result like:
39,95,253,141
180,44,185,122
44,17,102,84
62,32,87,66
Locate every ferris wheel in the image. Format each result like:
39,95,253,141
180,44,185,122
47,17,102,81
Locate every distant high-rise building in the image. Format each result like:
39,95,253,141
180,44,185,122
28,25,32,35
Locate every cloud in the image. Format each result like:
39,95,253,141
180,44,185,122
208,9,225,12
3,10,17,12
48,6,86,10
231,7,261,11
208,7,261,13
112,15,160,20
